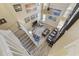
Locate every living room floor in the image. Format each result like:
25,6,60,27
48,19,79,56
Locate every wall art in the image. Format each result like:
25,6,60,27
13,4,22,12
24,17,30,23
0,18,7,25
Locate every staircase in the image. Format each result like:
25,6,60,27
13,28,51,56
0,30,29,56
5,22,51,56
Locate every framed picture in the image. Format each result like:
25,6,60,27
13,4,22,12
47,9,61,21
31,13,38,20
25,4,37,13
47,15,57,21
24,17,30,23
50,9,61,16
0,18,7,25
25,4,34,13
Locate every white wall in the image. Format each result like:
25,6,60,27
0,3,73,31
0,4,18,30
